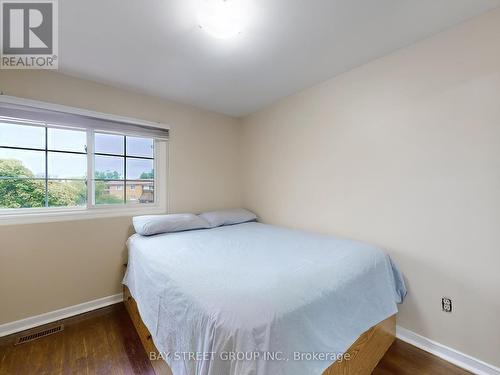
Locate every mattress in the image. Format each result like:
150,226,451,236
123,222,406,375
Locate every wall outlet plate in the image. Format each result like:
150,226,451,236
442,297,452,312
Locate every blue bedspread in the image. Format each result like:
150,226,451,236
123,222,406,375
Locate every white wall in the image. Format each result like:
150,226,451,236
240,9,500,367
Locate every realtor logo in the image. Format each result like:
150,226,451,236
1,0,58,69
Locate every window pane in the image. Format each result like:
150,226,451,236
48,128,86,153
126,158,154,180
0,148,45,178
95,133,124,155
48,180,87,207
0,178,45,208
0,122,45,149
48,152,87,179
126,137,153,158
94,180,124,205
94,155,124,179
126,180,154,204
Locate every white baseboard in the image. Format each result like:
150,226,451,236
0,293,123,337
397,325,500,375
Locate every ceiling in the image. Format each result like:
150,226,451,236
60,0,500,117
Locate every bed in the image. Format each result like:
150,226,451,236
123,222,406,375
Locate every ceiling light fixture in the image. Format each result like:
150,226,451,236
197,0,248,39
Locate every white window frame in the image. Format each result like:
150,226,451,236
0,96,169,225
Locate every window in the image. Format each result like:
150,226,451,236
93,133,154,205
0,122,87,209
0,121,159,211
0,97,168,222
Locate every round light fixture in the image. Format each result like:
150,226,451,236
197,0,247,39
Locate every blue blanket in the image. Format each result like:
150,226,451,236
123,222,406,375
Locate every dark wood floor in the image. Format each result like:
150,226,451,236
373,340,471,375
0,304,471,375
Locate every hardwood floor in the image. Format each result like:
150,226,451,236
374,340,471,375
0,304,154,375
0,304,471,375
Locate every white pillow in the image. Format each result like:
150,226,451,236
199,208,257,228
133,213,209,236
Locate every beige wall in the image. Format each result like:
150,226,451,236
0,70,242,324
241,9,500,367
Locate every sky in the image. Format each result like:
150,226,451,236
0,123,154,180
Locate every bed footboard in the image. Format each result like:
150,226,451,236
123,286,395,375
323,315,395,374
123,286,173,375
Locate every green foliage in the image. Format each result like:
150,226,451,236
95,170,121,179
0,159,87,208
0,178,46,208
94,181,123,204
0,160,137,208
93,170,124,204
0,159,35,178
140,170,154,179
48,181,87,207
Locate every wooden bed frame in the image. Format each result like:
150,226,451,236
123,286,395,375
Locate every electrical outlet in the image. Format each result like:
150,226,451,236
442,297,452,313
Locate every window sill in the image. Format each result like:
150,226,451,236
0,205,167,226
